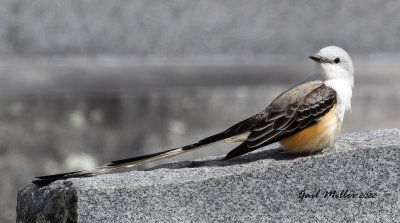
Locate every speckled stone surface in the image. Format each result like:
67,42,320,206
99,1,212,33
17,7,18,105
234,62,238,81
17,129,400,222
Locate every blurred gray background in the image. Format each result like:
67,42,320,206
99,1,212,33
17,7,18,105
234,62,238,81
1,0,400,222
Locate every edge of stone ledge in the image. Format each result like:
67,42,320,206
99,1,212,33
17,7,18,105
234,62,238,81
17,181,78,222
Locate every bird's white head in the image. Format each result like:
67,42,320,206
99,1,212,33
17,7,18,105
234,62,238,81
309,46,354,87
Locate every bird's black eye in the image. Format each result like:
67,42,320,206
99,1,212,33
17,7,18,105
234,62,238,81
334,58,340,63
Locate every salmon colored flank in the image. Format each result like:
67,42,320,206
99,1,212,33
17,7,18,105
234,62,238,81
280,105,340,153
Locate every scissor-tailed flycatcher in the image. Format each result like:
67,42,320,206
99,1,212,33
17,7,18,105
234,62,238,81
34,46,354,186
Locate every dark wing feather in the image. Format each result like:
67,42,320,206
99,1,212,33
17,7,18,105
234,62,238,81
247,84,336,148
223,82,337,160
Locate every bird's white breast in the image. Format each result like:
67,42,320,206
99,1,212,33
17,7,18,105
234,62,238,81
324,79,353,122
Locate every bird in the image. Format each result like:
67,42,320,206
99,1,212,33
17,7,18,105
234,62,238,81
33,46,354,186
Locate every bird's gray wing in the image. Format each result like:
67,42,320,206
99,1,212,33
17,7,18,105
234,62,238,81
223,81,337,160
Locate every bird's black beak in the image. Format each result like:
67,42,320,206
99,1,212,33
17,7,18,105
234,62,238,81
309,54,324,63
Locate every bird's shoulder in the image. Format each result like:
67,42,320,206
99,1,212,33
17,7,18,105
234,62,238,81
269,81,335,109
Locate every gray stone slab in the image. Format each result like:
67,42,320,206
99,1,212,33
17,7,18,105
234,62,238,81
17,129,400,222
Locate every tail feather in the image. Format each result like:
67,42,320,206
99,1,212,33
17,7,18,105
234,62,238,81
221,142,257,161
32,140,216,187
35,171,82,180
33,171,93,187
32,120,258,187
108,148,179,166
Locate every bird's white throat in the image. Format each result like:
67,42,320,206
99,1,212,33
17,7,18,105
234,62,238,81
320,63,354,87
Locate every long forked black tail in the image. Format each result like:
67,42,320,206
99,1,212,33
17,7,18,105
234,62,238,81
33,114,262,187
33,133,229,187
